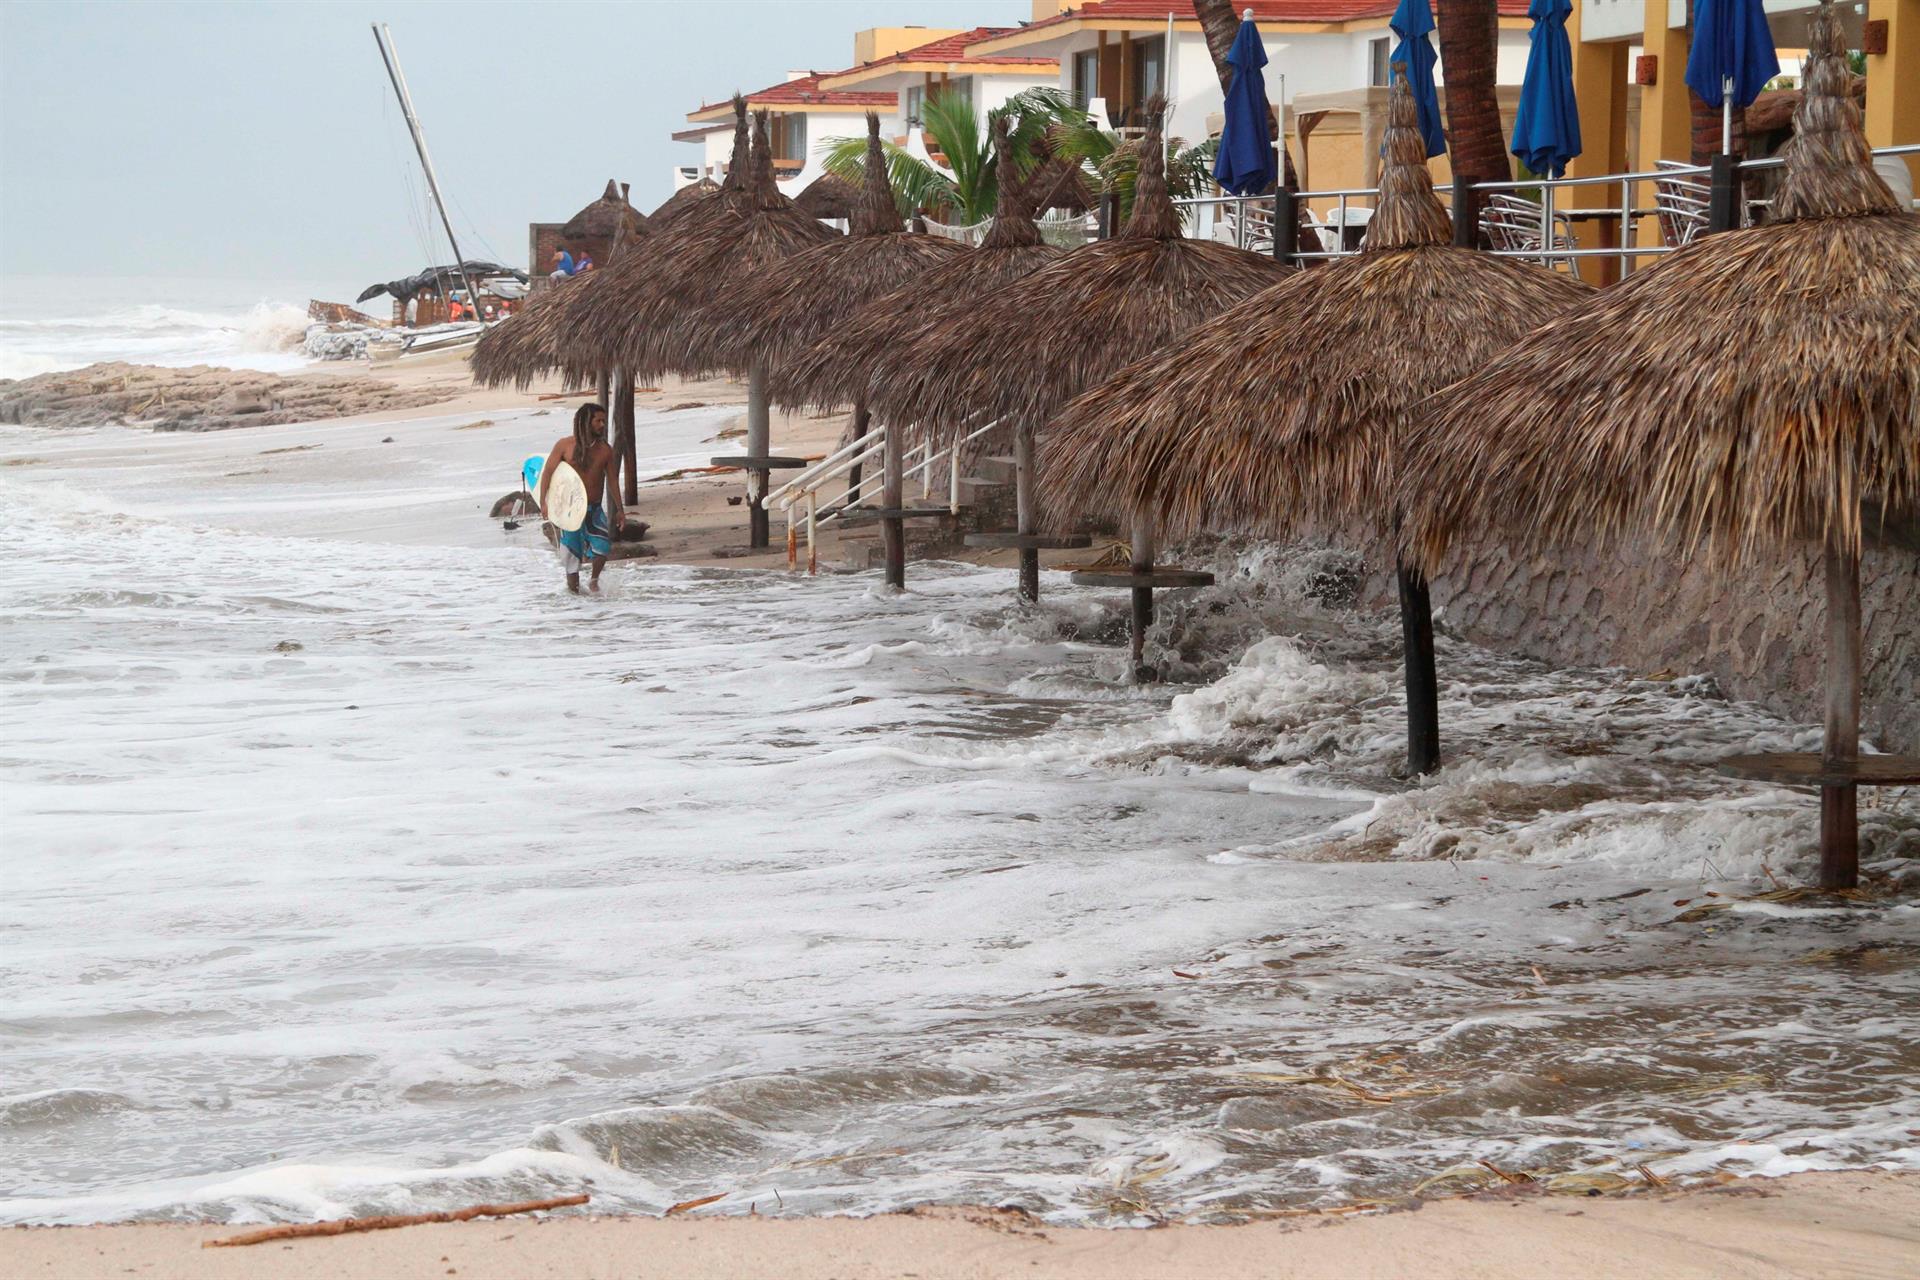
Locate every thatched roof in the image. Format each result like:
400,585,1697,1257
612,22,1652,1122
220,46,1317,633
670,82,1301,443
685,113,968,385
1038,73,1592,537
770,116,1068,413
1023,152,1095,213
794,172,860,220
1746,73,1865,136
649,176,721,233
470,270,612,389
1402,0,1917,570
562,179,648,242
561,103,840,382
864,99,1289,443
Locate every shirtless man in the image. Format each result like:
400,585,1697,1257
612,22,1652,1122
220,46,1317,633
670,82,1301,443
538,402,625,593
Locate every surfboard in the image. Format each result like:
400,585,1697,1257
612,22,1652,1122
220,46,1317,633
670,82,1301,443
543,459,588,533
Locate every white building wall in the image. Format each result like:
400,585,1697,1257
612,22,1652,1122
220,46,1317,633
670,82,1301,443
787,109,900,195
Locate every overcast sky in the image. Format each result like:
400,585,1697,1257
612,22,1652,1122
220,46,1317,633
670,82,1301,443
0,0,1024,287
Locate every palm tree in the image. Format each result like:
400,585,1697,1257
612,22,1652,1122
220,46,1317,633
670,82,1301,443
1047,120,1217,224
1433,0,1508,229
819,87,1079,223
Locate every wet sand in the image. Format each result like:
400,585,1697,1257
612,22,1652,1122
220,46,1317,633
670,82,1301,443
9,1172,1916,1279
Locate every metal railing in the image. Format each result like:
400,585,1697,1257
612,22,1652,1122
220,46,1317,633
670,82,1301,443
769,417,1002,574
1174,143,1919,279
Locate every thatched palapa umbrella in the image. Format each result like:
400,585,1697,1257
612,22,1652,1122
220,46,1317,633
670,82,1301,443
870,98,1289,669
693,113,968,586
1042,71,1592,771
648,175,721,234
773,116,1075,597
1401,0,1919,885
794,171,861,223
571,103,839,548
471,179,650,501
562,178,649,247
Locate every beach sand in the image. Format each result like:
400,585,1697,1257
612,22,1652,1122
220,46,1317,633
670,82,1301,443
8,1172,1916,1279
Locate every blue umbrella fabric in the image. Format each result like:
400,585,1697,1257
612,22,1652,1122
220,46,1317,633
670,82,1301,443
1510,0,1582,178
1212,14,1278,195
1390,0,1446,158
1686,0,1781,110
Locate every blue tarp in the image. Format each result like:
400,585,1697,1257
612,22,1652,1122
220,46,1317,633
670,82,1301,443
1212,15,1278,196
1510,0,1582,178
1390,0,1447,158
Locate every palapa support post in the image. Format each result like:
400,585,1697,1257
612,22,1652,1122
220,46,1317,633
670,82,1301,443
882,425,905,589
1706,153,1745,234
1098,192,1118,240
846,396,870,505
615,369,638,505
1397,559,1441,775
1452,180,1477,246
1820,541,1862,888
1129,506,1156,682
746,365,771,548
1274,185,1299,266
1014,421,1040,603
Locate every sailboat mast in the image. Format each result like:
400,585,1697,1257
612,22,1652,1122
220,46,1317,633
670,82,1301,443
372,22,483,322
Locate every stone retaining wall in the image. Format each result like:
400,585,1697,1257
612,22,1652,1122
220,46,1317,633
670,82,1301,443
1417,541,1919,756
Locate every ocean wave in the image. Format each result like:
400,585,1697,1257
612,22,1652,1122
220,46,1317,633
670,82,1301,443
0,300,312,379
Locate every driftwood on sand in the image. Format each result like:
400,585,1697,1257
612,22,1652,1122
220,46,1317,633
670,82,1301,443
203,1194,590,1248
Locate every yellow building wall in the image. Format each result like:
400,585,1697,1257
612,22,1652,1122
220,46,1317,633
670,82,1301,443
1866,0,1920,188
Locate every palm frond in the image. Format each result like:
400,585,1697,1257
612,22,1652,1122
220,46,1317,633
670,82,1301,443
821,134,956,218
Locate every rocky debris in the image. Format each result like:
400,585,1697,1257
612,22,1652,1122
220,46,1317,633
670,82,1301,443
0,362,453,432
302,324,404,362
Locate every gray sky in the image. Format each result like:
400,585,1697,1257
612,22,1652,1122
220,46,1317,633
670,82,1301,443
0,0,1024,287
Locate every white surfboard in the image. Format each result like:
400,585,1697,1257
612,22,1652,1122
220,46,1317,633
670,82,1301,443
543,459,588,533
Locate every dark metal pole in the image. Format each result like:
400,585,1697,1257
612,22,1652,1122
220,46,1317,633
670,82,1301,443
1397,560,1441,775
1452,179,1476,247
1820,542,1861,888
1097,192,1117,241
1706,153,1744,235
1274,185,1299,267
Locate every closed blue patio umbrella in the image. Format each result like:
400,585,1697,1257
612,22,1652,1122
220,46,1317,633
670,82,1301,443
1510,0,1582,178
1686,0,1781,154
1390,0,1446,157
1212,12,1277,195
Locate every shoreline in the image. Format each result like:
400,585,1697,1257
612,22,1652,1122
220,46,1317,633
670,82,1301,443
10,1171,1917,1278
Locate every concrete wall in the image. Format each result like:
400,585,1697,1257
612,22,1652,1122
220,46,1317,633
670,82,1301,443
1418,540,1920,755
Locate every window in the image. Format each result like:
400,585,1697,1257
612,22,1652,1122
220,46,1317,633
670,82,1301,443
776,112,806,163
1072,49,1099,106
1131,35,1165,105
944,76,974,113
1370,37,1392,88
905,83,923,126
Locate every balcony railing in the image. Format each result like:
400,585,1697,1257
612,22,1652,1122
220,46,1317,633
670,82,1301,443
1171,143,1918,280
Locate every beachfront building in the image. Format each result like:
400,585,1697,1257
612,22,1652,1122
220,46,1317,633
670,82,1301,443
815,27,1061,142
677,68,898,197
968,1,1533,152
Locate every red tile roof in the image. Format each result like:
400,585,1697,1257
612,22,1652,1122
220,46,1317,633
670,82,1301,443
865,26,1057,68
693,72,896,119
980,0,1527,33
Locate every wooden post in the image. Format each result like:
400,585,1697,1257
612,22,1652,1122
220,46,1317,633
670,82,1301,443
615,369,637,505
1397,560,1441,775
1098,192,1117,240
1129,506,1155,683
1820,542,1861,889
882,425,905,589
746,364,771,548
846,396,870,505
1014,421,1039,603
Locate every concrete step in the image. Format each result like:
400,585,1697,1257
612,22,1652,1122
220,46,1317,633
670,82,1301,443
975,455,1019,484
